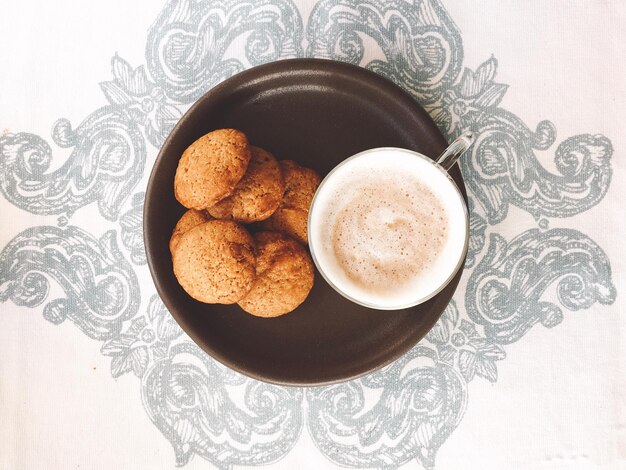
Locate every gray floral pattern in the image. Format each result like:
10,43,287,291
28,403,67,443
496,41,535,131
0,0,617,468
307,0,463,104
101,294,182,377
102,55,183,147
307,342,467,470
466,198,487,268
119,192,147,265
147,0,304,103
0,109,146,221
0,226,139,340
427,301,505,383
463,115,613,224
466,228,616,344
142,343,304,467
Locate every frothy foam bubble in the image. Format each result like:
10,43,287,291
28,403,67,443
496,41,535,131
331,178,448,293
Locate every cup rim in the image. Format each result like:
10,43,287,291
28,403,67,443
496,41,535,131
307,147,470,311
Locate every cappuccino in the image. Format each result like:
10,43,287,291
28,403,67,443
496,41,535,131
309,148,468,309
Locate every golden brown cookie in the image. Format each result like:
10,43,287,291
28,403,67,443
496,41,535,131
169,209,212,254
238,231,314,317
174,129,251,210
172,220,256,304
260,160,321,245
207,146,284,223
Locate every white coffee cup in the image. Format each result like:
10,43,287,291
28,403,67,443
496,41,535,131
308,133,473,310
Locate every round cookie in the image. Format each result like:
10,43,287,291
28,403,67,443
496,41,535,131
174,129,251,210
238,231,314,317
169,209,212,254
207,146,284,223
172,220,256,304
260,160,321,245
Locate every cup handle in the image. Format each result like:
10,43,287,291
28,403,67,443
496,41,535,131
435,131,475,172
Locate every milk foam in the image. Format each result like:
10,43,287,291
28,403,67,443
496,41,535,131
309,148,468,309
332,178,448,292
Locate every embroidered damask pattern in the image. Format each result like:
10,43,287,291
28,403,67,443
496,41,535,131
119,192,147,265
142,343,304,467
0,110,146,221
101,54,183,148
307,343,467,469
0,0,616,468
0,226,139,340
306,0,463,107
147,0,304,104
101,294,182,377
466,228,616,344
462,114,613,224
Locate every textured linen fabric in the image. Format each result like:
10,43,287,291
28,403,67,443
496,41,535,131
0,1,624,469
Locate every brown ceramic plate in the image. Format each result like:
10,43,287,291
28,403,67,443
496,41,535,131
144,58,467,386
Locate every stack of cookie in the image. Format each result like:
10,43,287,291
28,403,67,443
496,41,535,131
169,129,321,318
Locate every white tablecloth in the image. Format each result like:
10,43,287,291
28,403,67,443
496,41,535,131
1,1,624,469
